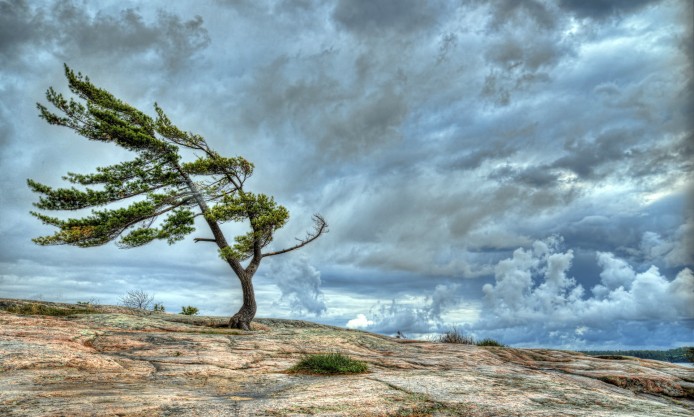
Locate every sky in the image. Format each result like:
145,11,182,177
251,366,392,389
0,0,692,350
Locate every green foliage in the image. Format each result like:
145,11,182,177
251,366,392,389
209,192,289,261
182,155,254,177
180,306,199,315
581,347,694,363
437,328,476,345
288,353,368,375
152,303,165,312
476,338,505,347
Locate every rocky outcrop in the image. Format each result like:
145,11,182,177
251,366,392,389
0,299,692,416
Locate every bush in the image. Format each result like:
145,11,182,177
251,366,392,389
288,353,368,375
152,303,165,312
76,297,100,306
437,328,475,344
180,306,199,315
476,338,505,347
119,290,154,310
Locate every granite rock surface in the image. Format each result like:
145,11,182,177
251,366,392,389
0,299,692,416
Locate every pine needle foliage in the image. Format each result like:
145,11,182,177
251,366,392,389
180,306,199,315
28,65,327,329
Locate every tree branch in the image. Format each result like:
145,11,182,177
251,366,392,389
262,214,328,258
194,238,216,243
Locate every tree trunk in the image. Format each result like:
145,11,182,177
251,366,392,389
228,273,256,330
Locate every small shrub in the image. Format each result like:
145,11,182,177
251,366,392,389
152,303,165,312
288,353,368,375
120,290,154,310
76,298,100,306
437,328,475,344
476,338,505,347
180,306,199,315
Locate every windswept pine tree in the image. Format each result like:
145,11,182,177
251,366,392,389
28,65,327,329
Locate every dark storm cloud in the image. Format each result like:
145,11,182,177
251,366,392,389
557,0,663,20
0,0,209,71
236,51,409,168
483,0,557,31
550,128,641,180
473,1,575,107
0,0,36,60
488,165,558,187
332,0,443,36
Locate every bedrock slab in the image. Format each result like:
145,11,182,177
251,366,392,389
0,299,692,416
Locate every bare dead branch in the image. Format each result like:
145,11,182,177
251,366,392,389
262,214,328,257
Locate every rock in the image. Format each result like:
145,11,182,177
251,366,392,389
0,298,692,416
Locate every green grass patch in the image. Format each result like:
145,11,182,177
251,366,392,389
288,353,368,375
4,303,98,316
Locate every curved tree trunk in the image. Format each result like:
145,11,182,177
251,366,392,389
228,273,256,330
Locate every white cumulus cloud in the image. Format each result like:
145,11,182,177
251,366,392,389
346,313,373,329
474,237,694,348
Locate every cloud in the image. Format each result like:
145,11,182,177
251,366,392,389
0,0,36,61
346,313,373,329
473,237,694,348
483,0,557,31
557,0,662,20
331,0,442,36
0,0,209,72
343,283,461,335
268,257,326,316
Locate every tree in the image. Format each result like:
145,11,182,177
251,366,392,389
28,65,327,330
119,289,155,310
180,306,199,316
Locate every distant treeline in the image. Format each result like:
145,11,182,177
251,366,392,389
581,347,693,363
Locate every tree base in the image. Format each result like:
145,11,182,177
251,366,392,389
228,312,253,330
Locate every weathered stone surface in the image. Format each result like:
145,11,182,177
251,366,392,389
0,299,692,416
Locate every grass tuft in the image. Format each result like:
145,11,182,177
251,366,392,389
476,338,505,347
437,328,475,344
288,353,368,375
435,328,505,347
